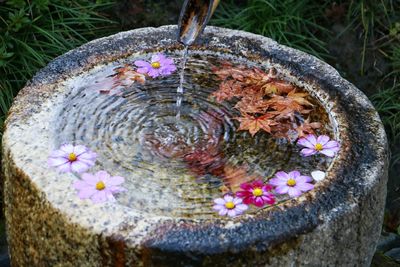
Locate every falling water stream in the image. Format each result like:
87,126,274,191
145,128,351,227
176,46,190,118
55,50,334,219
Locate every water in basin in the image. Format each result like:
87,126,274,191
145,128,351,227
54,49,334,219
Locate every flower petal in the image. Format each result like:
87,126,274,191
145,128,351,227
218,208,228,216
288,187,302,197
78,187,97,199
235,204,248,212
48,157,69,167
213,204,224,211
137,67,150,74
296,182,314,192
227,209,237,217
233,197,242,205
274,171,290,181
289,171,300,179
96,171,110,181
60,144,74,154
81,173,98,185
107,176,125,186
301,148,317,156
275,185,289,194
316,135,330,145
269,178,287,186
214,198,226,205
91,191,107,203
57,163,72,172
148,69,160,78
73,145,88,156
311,171,326,181
297,137,314,149
320,148,336,157
324,141,340,150
296,175,312,183
305,134,317,145
78,151,97,160
49,149,67,158
224,195,234,202
134,60,151,68
70,161,90,173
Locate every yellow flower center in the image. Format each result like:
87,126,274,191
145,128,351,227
68,153,77,162
252,188,263,197
314,143,323,151
96,181,106,191
225,201,235,209
151,61,161,68
287,178,296,187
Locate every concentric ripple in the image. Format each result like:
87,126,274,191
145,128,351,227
54,51,333,219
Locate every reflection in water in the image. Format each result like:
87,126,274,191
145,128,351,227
55,51,333,219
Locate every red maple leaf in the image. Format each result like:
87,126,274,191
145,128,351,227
235,113,277,136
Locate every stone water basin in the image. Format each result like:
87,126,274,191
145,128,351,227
2,26,388,266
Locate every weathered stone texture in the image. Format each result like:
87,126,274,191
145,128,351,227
2,26,388,266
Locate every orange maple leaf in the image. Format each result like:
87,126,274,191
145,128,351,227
262,80,295,95
267,89,313,114
295,118,322,138
235,113,277,136
234,93,270,114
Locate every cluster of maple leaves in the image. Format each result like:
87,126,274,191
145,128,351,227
211,62,321,141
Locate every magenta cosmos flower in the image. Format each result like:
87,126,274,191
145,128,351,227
213,195,248,217
73,171,126,203
269,171,314,198
236,180,275,207
48,144,97,173
134,54,177,78
297,134,339,157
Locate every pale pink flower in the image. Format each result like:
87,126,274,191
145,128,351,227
269,171,314,198
213,195,248,217
73,171,126,203
48,144,97,173
297,134,339,157
134,54,177,78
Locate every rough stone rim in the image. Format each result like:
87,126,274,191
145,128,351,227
3,25,388,254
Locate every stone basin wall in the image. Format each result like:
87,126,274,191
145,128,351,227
2,25,388,266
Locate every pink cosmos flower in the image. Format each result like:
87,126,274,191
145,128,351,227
297,134,339,157
213,195,248,217
73,171,126,203
48,144,97,173
236,180,275,207
134,54,177,78
269,171,314,198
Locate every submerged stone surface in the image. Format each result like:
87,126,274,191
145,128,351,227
2,25,388,266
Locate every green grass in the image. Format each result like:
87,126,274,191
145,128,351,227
211,0,330,58
0,0,119,140
346,0,399,74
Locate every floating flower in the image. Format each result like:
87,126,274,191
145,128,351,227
134,54,177,78
297,134,339,157
73,171,126,203
48,144,97,173
213,195,248,217
269,171,314,198
236,180,275,207
311,170,326,182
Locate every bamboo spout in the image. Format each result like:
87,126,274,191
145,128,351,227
178,0,220,46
